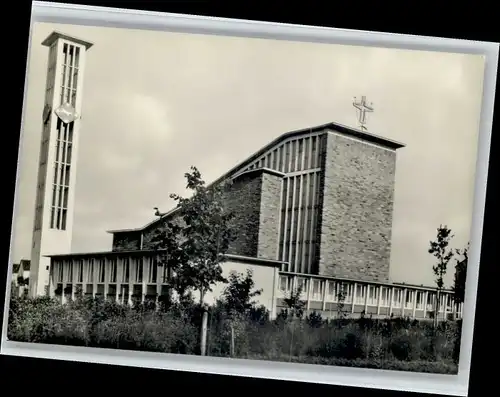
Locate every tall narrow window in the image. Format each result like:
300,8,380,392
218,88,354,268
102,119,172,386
98,259,105,283
135,259,143,283
87,259,94,283
123,258,130,283
110,259,117,283
77,260,83,283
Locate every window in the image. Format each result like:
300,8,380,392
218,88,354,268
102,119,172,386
110,259,117,283
77,260,83,283
312,279,322,300
380,287,389,306
272,149,278,169
368,286,378,305
122,258,130,283
296,278,308,294
327,281,336,299
135,259,143,283
98,259,105,283
446,294,453,310
426,292,434,309
56,261,63,283
405,290,413,309
355,284,365,304
393,289,402,307
298,139,304,170
337,283,352,303
311,137,317,168
87,259,94,282
66,261,73,282
148,258,157,283
290,141,296,172
284,142,291,172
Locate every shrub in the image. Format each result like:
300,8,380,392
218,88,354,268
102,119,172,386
7,295,459,374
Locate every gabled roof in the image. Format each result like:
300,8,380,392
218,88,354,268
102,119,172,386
107,121,405,234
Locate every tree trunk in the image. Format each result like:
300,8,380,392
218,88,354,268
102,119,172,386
200,288,205,307
434,289,440,328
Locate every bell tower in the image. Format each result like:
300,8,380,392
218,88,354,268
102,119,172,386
29,32,93,297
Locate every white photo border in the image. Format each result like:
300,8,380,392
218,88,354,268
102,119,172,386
2,2,498,396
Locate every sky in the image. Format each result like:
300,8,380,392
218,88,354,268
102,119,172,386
11,22,486,287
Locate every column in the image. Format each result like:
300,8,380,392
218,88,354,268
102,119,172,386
116,257,122,302
128,256,133,306
61,262,66,305
443,293,450,320
156,257,161,306
389,286,394,316
423,291,428,318
104,258,109,301
351,283,357,313
141,257,147,304
305,277,312,311
49,265,55,298
321,280,327,311
412,290,417,318
71,260,76,301
376,286,382,316
364,285,369,313
92,259,97,299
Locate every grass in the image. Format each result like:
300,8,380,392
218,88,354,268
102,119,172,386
7,295,461,374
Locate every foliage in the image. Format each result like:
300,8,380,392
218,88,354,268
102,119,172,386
428,225,454,327
150,166,236,304
221,269,262,315
7,294,460,374
428,225,454,290
336,283,349,321
453,245,468,304
281,286,305,319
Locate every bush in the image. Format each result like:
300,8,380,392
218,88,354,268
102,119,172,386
7,295,459,374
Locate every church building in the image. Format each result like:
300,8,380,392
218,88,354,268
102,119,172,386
30,31,463,321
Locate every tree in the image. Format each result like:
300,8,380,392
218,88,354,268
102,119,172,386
152,166,236,306
336,283,349,324
149,221,189,303
453,244,468,305
222,269,262,315
428,225,454,326
283,285,305,319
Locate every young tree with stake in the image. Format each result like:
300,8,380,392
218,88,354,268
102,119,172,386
151,166,236,306
428,225,454,327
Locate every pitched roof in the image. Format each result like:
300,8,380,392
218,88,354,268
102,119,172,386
107,121,405,234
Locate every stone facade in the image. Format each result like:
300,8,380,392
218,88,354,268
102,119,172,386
317,131,397,282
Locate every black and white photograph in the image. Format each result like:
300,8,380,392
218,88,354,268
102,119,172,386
2,2,498,395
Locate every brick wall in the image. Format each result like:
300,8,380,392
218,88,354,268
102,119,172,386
112,232,141,251
142,213,184,250
224,171,263,257
134,170,282,261
317,131,397,282
257,172,283,260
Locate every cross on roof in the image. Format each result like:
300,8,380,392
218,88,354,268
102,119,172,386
353,96,374,131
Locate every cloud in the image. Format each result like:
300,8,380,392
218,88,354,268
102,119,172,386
12,22,485,288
